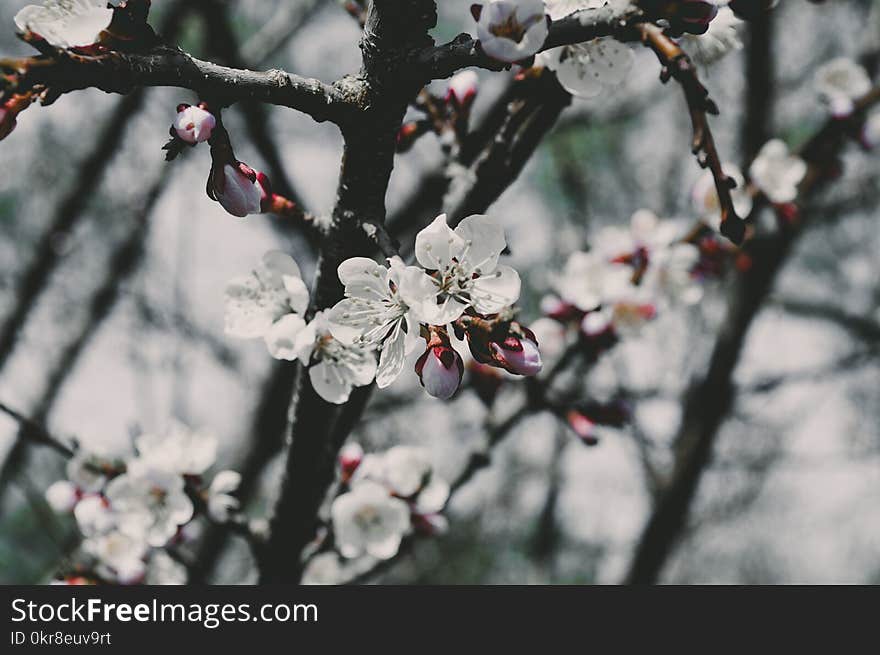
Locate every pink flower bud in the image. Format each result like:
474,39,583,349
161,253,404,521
415,345,464,400
339,443,364,482
173,103,216,144
490,332,543,376
446,70,479,109
208,161,270,218
566,410,599,446
0,94,32,142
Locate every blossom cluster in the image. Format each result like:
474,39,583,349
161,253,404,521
225,214,543,404
329,444,449,562
43,423,241,585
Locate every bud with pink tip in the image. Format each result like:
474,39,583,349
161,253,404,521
338,442,364,483
446,70,479,110
489,329,543,376
45,480,80,512
566,410,599,446
415,343,464,400
173,102,216,145
207,160,271,218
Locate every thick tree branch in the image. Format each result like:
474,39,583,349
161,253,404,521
259,0,439,584
3,44,358,124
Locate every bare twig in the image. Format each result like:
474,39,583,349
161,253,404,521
637,22,746,244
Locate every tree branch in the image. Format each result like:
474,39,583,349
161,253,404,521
623,83,880,585
414,3,643,81
3,44,358,124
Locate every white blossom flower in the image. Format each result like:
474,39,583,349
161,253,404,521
691,163,754,231
681,6,743,65
475,0,549,63
376,446,431,497
414,214,521,324
748,139,807,204
644,243,704,306
207,470,242,522
353,445,450,512
328,257,435,388
45,480,79,512
331,480,411,560
144,550,188,585
104,466,194,548
134,422,217,476
293,311,377,404
814,57,872,117
606,298,657,337
551,250,632,312
413,476,450,515
592,209,680,260
83,531,148,584
74,494,115,537
224,250,309,355
66,451,107,493
14,0,113,49
538,39,633,98
173,104,216,145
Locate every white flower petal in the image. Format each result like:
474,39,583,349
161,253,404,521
471,264,521,313
414,214,464,271
264,313,307,360
375,323,407,389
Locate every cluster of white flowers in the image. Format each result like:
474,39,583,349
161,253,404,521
538,1,633,98
542,209,709,346
330,445,449,561
226,214,537,404
44,423,241,585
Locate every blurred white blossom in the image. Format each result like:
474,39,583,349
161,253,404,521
331,480,411,560
749,139,807,204
814,57,872,117
224,250,309,355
